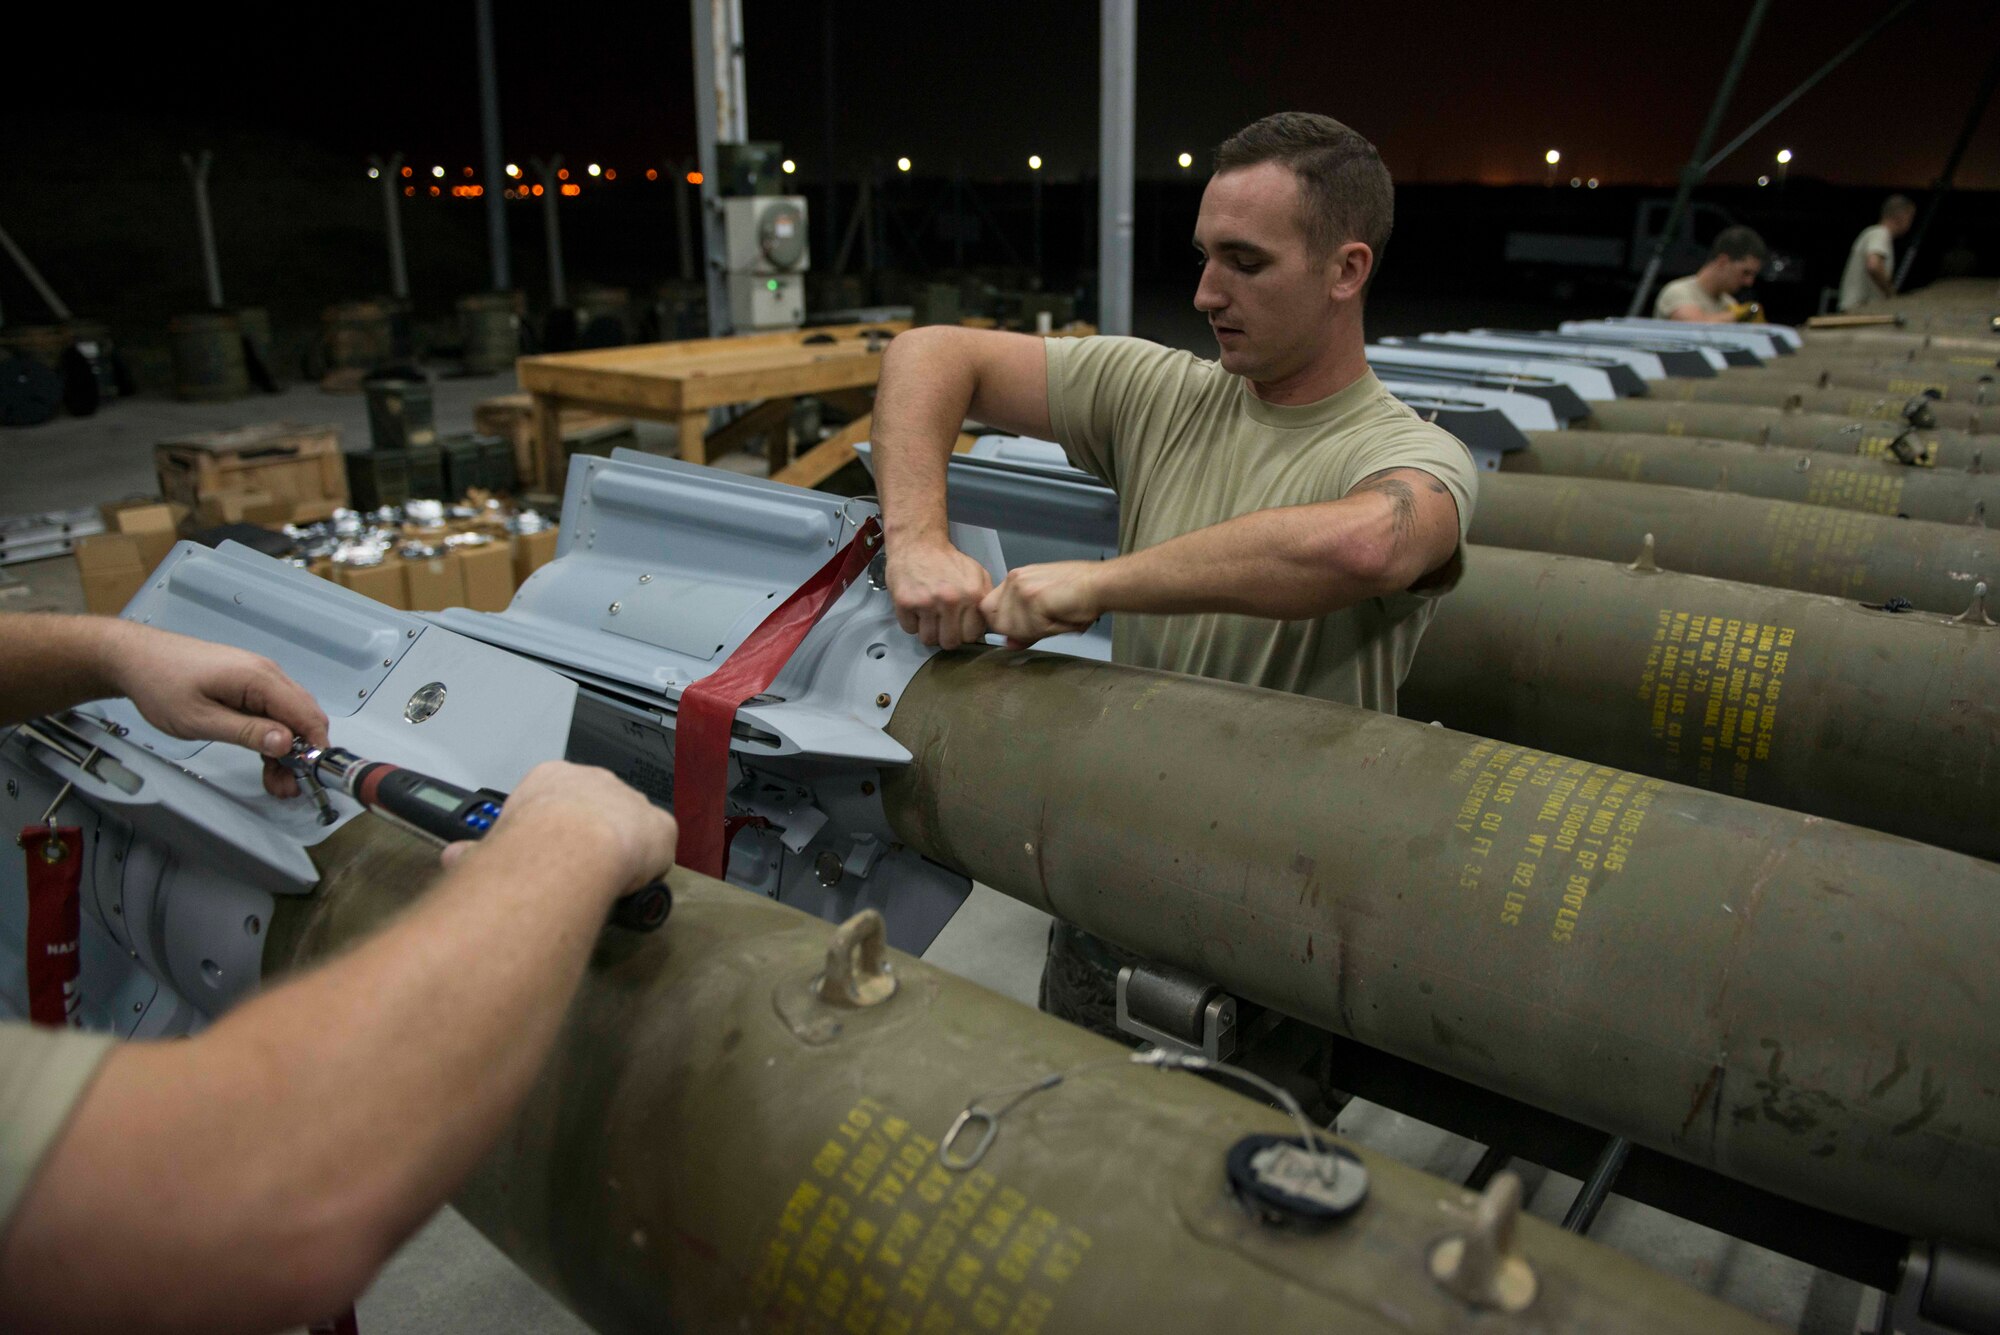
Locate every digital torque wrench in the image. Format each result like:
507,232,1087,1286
286,741,672,933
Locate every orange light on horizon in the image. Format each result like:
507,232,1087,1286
404,185,415,196
686,170,703,185
557,168,569,181
429,185,441,197
400,166,412,178
560,183,581,196
604,168,617,180
645,168,659,181
530,183,544,196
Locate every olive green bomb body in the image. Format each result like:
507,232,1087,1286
1643,377,1994,434
882,651,2000,1250
264,819,1772,1335
1470,473,2000,613
1505,430,1999,525
1583,398,1991,470
1734,356,1996,403
1399,545,2000,859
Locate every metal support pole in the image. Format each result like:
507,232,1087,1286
1625,0,1771,318
1032,173,1044,282
1896,42,2000,291
821,0,839,264
1097,0,1137,335
1561,1137,1631,1234
1464,1145,1513,1193
1699,0,1923,175
863,175,877,274
674,158,696,282
952,168,966,271
690,0,740,336
531,157,567,308
474,0,511,292
369,153,409,300
0,222,73,322
181,149,225,309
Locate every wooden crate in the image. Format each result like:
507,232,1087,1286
473,393,629,492
156,423,347,523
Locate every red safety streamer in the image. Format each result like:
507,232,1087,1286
673,517,882,877
20,825,83,1027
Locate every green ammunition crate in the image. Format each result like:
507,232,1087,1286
440,436,483,499
363,376,437,451
345,449,410,511
404,446,445,500
475,435,517,493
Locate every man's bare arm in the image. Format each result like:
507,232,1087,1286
0,763,677,1335
1866,251,1895,297
0,613,328,797
1664,302,1736,324
979,467,1462,644
874,327,1054,648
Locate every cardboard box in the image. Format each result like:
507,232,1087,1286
334,555,409,609
98,500,182,574
512,527,560,586
401,552,464,612
75,534,148,614
456,541,515,612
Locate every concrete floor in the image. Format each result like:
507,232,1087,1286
2,381,1884,1334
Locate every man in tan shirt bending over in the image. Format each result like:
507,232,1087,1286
870,111,1477,1035
1652,225,1768,322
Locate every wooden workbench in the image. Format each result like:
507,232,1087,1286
514,319,1096,493
515,322,908,491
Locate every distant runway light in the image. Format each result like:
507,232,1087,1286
1776,148,1793,165
1545,149,1560,166
686,171,704,185
1028,154,1042,170
1587,177,1599,189
368,167,379,179
506,163,521,178
782,159,796,174
1177,152,1193,169
1570,177,1581,188
432,165,445,178
897,157,912,172
1758,175,1771,186
587,163,601,176
646,168,658,181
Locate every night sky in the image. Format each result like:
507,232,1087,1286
19,0,2000,188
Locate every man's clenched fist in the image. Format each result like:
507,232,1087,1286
978,561,1103,649
886,538,995,649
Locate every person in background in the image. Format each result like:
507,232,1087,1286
1839,195,1916,311
1653,226,1768,322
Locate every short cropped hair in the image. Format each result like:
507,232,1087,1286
1213,112,1394,268
1883,194,1916,220
1712,225,1769,262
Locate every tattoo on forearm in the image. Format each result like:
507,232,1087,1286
1351,475,1418,541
